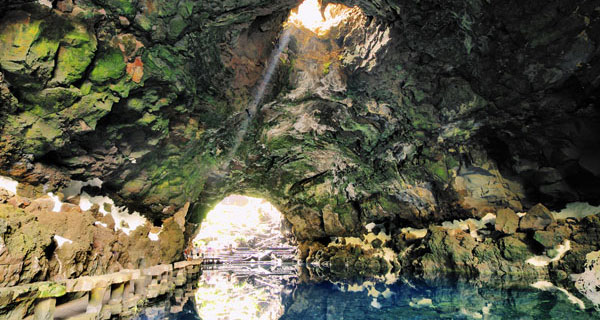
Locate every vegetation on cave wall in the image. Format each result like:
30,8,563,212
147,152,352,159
0,0,297,219
0,0,598,245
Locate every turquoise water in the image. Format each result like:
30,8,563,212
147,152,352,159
134,265,599,320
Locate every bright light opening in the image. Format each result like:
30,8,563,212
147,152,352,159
287,0,356,36
193,195,288,256
192,195,296,319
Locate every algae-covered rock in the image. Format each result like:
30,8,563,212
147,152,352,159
572,214,600,246
37,283,66,298
89,49,126,84
59,92,117,130
499,235,530,262
97,0,138,17
533,230,564,249
420,226,477,273
0,11,59,89
22,87,81,111
472,240,502,271
49,23,97,86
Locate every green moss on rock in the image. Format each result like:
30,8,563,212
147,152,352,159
109,77,139,98
98,0,138,17
22,87,81,112
50,24,97,86
421,226,477,273
0,15,44,74
136,112,169,135
89,49,126,84
499,236,530,262
37,283,67,298
19,114,64,155
426,160,450,182
143,45,193,93
178,0,195,19
533,230,564,249
168,15,187,40
0,13,60,89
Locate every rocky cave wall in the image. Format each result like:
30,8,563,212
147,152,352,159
0,0,298,285
193,0,600,241
1,0,600,285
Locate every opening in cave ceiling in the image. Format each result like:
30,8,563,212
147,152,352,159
286,0,357,36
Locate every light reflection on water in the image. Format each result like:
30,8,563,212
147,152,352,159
134,264,600,320
194,264,297,320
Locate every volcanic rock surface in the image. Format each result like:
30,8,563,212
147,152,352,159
0,0,599,289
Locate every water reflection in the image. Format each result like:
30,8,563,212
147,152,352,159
283,277,599,319
135,265,600,319
194,264,297,320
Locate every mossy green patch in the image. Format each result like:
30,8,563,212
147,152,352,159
156,0,179,18
80,81,93,95
51,24,97,85
406,107,438,131
28,36,60,69
22,87,81,112
340,118,379,150
135,14,153,32
109,77,139,98
89,49,126,84
0,17,43,73
125,97,146,112
100,0,137,17
433,162,448,181
38,283,67,298
135,135,222,211
168,15,187,40
323,61,332,75
265,135,301,154
178,0,195,18
143,45,193,94
500,236,530,262
136,112,169,135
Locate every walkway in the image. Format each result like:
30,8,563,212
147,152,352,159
0,260,204,320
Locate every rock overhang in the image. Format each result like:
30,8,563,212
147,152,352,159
0,0,598,244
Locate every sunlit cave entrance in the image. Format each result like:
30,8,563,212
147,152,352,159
191,195,296,263
189,195,297,319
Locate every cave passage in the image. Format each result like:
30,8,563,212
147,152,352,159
192,195,296,264
1,0,600,318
